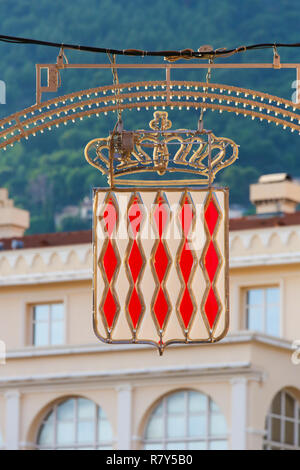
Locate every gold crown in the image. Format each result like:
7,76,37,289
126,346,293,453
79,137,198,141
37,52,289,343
84,111,238,187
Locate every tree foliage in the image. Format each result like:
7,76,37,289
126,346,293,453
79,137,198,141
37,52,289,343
0,0,299,233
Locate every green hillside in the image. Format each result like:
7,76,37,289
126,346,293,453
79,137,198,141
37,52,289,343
0,0,299,233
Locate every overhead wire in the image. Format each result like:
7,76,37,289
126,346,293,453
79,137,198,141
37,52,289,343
1,34,300,60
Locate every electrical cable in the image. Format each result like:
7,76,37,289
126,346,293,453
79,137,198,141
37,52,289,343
1,34,300,60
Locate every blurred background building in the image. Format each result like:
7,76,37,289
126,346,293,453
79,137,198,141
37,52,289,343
0,174,300,450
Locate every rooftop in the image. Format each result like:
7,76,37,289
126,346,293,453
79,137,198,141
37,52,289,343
229,211,300,231
0,230,92,251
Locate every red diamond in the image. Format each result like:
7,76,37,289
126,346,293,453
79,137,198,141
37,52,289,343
128,286,142,328
102,239,118,284
205,287,219,328
205,198,219,236
179,288,194,328
103,288,117,328
154,240,169,283
128,198,143,237
205,241,219,282
102,199,117,237
179,241,194,284
128,240,143,283
154,287,169,329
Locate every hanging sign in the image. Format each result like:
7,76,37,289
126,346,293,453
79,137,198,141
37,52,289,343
93,187,229,354
86,111,236,354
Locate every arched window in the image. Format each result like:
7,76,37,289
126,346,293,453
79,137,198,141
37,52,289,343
37,397,113,450
144,390,227,450
264,390,300,450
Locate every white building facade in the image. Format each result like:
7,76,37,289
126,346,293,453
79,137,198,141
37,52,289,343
0,176,300,450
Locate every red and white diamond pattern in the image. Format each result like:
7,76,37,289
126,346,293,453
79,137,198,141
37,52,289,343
203,193,222,330
95,189,228,351
151,192,171,334
99,195,120,333
126,194,145,332
177,193,197,331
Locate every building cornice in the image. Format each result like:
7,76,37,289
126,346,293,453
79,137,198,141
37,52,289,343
0,243,92,285
229,224,300,250
4,331,293,360
0,361,262,389
0,269,92,286
0,332,292,388
0,243,90,267
230,251,300,268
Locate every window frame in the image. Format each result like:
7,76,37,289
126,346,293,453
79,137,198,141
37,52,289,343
244,285,281,337
264,390,300,450
30,302,65,347
36,397,113,450
143,390,228,450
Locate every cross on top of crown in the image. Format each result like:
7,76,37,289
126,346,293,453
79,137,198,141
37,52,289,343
149,111,172,132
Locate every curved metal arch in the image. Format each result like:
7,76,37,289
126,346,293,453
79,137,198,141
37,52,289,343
1,80,300,150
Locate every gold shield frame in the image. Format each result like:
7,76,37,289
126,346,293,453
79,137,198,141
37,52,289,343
93,186,229,355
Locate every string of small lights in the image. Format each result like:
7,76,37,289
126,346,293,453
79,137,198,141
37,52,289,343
1,34,300,60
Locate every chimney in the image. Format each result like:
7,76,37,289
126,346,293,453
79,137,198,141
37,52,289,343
0,188,30,237
250,173,300,215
